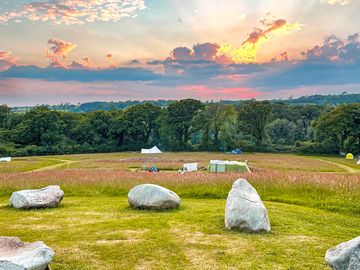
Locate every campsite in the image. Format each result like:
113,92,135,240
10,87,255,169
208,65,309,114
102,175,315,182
1,151,360,269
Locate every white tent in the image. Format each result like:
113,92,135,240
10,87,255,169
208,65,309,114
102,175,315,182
141,146,162,154
183,163,198,172
357,159,360,165
0,157,11,162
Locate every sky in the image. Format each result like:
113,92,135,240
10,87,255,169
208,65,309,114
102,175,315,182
0,0,360,106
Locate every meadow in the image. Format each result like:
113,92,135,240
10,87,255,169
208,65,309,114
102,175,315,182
0,152,360,269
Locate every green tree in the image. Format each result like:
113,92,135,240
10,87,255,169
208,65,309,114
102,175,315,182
238,100,272,143
267,119,297,145
160,99,204,150
0,105,11,128
11,106,65,148
315,103,360,153
121,103,161,149
193,103,237,150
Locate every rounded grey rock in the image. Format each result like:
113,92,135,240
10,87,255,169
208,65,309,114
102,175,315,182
0,236,54,270
9,185,64,209
326,236,360,270
128,184,180,210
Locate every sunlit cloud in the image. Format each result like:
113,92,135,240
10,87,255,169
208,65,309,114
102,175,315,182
44,38,77,68
0,0,146,25
168,17,302,64
217,18,302,63
322,0,350,5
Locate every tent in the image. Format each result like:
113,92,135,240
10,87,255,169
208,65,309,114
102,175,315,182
209,160,250,173
346,153,354,160
141,146,162,154
0,157,11,162
357,159,360,165
231,149,243,154
183,163,198,172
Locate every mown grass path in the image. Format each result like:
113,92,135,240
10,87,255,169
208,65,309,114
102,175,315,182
29,158,77,172
315,158,359,173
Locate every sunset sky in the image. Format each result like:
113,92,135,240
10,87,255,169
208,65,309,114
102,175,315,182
1,0,360,106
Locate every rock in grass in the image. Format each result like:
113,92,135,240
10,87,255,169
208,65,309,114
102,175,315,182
225,178,270,232
128,184,180,210
0,236,54,270
9,185,64,209
325,236,360,270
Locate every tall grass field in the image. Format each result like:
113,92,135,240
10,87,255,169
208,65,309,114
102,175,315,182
1,152,359,269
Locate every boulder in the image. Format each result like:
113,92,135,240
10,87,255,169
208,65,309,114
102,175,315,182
9,185,64,209
225,178,270,232
325,236,360,270
0,236,54,270
128,184,180,210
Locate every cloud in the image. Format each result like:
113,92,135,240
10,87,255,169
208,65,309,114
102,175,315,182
301,33,360,63
217,18,302,63
167,17,302,65
322,0,350,5
106,53,114,63
44,38,77,68
0,65,161,82
0,51,16,71
0,0,146,25
47,39,77,59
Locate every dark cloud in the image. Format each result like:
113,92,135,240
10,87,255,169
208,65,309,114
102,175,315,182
0,65,161,82
301,33,360,63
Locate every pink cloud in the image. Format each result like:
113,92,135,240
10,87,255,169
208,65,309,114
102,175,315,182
0,0,146,25
181,85,262,99
0,51,16,71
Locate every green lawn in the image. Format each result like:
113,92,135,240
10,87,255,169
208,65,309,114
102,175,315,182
0,152,359,269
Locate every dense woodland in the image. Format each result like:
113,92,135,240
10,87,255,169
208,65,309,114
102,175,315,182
0,98,359,156
11,93,360,113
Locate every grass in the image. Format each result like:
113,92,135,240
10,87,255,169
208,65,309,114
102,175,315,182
0,152,360,269
0,157,63,173
1,197,360,269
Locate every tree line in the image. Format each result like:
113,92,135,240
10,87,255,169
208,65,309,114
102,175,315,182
0,99,359,156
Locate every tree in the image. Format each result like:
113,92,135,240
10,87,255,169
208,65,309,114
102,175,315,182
0,105,11,128
160,99,204,150
193,103,237,150
11,106,65,148
121,103,161,149
315,103,360,153
267,119,296,145
238,100,272,143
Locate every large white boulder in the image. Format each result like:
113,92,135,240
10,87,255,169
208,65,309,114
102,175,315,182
9,185,64,209
325,236,360,270
0,237,54,270
128,184,180,210
225,178,270,232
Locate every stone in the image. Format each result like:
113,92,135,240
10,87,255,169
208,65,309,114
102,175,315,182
128,184,180,210
225,178,271,232
325,236,360,270
9,185,64,209
0,236,54,270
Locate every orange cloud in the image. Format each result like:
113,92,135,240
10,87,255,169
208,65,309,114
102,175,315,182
217,18,302,63
47,39,77,59
44,38,76,68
